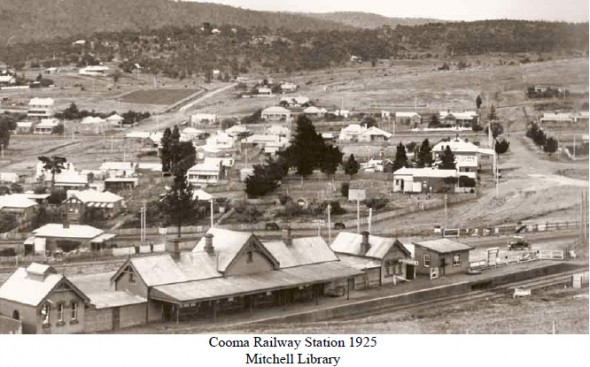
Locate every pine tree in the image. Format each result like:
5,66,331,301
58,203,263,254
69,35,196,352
161,173,198,237
160,128,172,174
343,154,360,179
495,139,510,154
320,145,344,177
440,146,456,170
38,156,67,189
392,142,408,172
488,105,497,120
417,139,433,167
280,115,324,178
476,95,482,109
544,137,558,154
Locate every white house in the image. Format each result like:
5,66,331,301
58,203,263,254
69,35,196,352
106,114,124,127
357,126,392,143
28,98,54,119
540,112,573,124
203,131,234,153
332,109,351,118
257,87,273,97
0,74,16,85
280,83,298,93
439,111,478,127
33,118,59,134
187,159,223,186
303,106,327,118
225,125,250,140
99,162,137,178
339,124,364,142
432,138,486,178
393,167,458,194
79,65,109,77
80,116,107,134
261,106,291,121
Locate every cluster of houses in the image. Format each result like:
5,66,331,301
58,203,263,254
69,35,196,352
539,111,589,124
392,137,494,194
0,226,473,333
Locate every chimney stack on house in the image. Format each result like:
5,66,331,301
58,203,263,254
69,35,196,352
204,233,215,254
166,238,181,260
360,231,371,254
282,226,292,247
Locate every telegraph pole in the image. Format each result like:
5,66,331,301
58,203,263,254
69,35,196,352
327,204,332,244
356,198,360,234
210,198,214,229
444,194,448,229
368,208,373,233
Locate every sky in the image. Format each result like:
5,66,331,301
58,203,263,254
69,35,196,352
188,0,589,22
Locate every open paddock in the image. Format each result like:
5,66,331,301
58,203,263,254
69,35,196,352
118,88,200,106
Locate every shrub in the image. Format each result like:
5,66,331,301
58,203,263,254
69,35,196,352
365,198,389,211
340,182,349,197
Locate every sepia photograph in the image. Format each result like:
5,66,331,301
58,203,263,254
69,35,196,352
0,0,588,351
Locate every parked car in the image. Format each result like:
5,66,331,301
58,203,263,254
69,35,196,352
334,222,346,229
265,222,280,231
507,236,531,251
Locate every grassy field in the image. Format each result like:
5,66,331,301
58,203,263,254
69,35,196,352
118,88,200,105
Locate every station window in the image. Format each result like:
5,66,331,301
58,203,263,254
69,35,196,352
71,302,78,321
453,253,461,266
423,254,431,268
247,251,253,263
128,268,136,283
57,303,64,323
41,304,50,326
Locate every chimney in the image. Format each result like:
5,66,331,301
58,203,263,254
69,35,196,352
204,233,214,254
282,226,292,247
165,238,181,260
360,231,371,254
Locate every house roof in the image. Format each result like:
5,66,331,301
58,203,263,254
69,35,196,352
264,125,290,136
336,254,382,270
357,126,392,138
33,223,104,239
0,194,39,209
395,112,420,118
393,167,457,178
150,262,361,304
29,98,54,106
225,125,250,136
192,228,262,272
86,291,147,309
433,138,480,153
35,118,59,128
439,111,477,120
330,232,411,260
262,106,290,114
303,106,325,114
106,114,123,122
263,236,339,268
413,238,473,254
193,189,213,201
0,264,89,306
99,161,136,171
68,190,123,204
340,124,364,134
52,171,88,185
81,116,105,124
541,112,573,121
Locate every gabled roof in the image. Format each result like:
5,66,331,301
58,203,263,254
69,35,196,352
192,228,279,273
0,264,89,306
99,161,137,171
262,106,290,114
340,124,364,134
432,138,480,153
330,232,411,260
33,223,104,239
263,236,338,268
393,167,457,178
67,190,123,204
29,98,54,106
396,112,421,118
193,189,213,201
81,116,105,125
0,194,39,209
86,291,146,309
106,114,123,122
413,238,473,254
35,119,59,128
357,126,392,138
52,171,88,185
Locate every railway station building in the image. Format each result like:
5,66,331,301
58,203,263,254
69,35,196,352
111,228,362,323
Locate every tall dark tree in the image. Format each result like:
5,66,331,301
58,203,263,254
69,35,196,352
495,139,510,154
160,127,172,174
170,141,196,176
392,142,408,172
417,139,433,167
280,115,324,178
439,146,456,170
360,115,377,128
486,120,504,139
428,113,440,128
0,120,11,149
160,173,199,237
38,156,67,189
343,154,360,179
320,145,344,178
476,95,482,109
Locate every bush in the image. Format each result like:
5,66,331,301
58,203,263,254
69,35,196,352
278,195,292,205
340,182,349,197
365,198,389,211
458,176,476,188
0,212,18,233
47,189,67,205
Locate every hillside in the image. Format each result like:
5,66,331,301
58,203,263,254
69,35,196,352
0,0,352,44
303,11,442,29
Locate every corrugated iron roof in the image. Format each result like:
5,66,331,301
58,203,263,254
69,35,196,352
128,255,189,287
337,254,382,270
0,266,63,306
151,262,362,303
87,291,147,309
192,228,253,272
263,237,338,268
331,232,410,259
0,194,38,209
33,223,104,239
413,238,473,253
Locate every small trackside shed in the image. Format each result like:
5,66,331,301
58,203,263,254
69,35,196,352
412,238,473,278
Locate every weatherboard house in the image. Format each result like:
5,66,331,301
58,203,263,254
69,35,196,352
412,238,473,278
110,228,361,323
